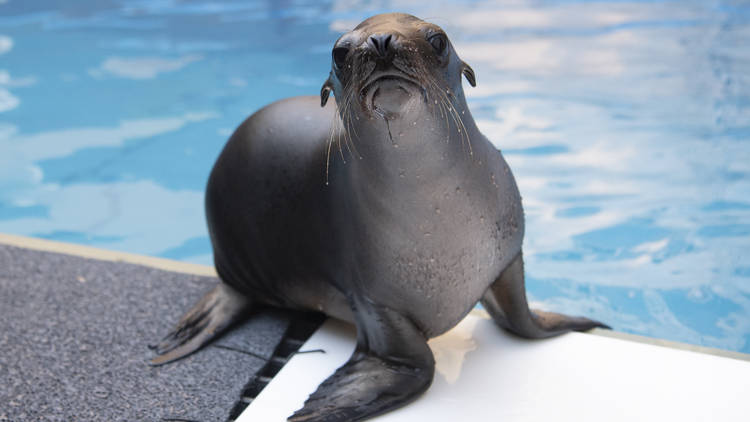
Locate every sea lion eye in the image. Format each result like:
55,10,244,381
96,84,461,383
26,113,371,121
332,47,349,69
428,34,447,55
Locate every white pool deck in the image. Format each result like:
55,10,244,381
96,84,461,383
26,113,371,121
241,314,750,422
2,233,748,422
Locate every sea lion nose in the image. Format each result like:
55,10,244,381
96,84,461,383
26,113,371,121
368,33,393,58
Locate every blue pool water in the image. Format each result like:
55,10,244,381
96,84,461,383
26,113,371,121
1,0,749,353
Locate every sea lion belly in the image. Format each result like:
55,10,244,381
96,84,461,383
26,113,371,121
339,139,525,337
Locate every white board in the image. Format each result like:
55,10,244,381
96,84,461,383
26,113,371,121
239,312,750,422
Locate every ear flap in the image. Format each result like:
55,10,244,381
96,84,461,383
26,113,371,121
461,62,476,87
320,78,333,107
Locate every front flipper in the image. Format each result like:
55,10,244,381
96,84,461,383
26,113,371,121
149,283,252,365
289,302,434,422
481,251,609,338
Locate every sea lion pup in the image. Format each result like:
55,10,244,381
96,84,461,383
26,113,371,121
150,13,608,422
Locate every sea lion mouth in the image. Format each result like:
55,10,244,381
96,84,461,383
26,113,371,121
361,73,423,117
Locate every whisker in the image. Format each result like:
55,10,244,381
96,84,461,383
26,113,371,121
427,78,463,148
325,111,338,185
433,80,472,156
342,90,360,159
345,93,363,159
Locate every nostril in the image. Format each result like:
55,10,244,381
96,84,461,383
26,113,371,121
369,33,393,58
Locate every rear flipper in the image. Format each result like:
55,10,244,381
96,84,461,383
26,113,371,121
289,301,434,422
149,283,252,365
481,251,609,339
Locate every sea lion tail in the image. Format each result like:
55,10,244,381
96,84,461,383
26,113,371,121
148,283,252,365
480,251,610,338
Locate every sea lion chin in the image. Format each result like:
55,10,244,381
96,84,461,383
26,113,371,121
368,76,419,117
151,12,608,422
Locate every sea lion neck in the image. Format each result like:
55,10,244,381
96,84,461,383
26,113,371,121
341,95,482,191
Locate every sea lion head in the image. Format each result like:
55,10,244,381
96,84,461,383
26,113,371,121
320,13,475,123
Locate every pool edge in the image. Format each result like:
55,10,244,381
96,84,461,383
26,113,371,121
0,232,217,277
474,307,749,362
587,326,750,362
2,232,748,363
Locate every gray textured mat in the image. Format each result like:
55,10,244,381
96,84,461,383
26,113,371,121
0,243,300,422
